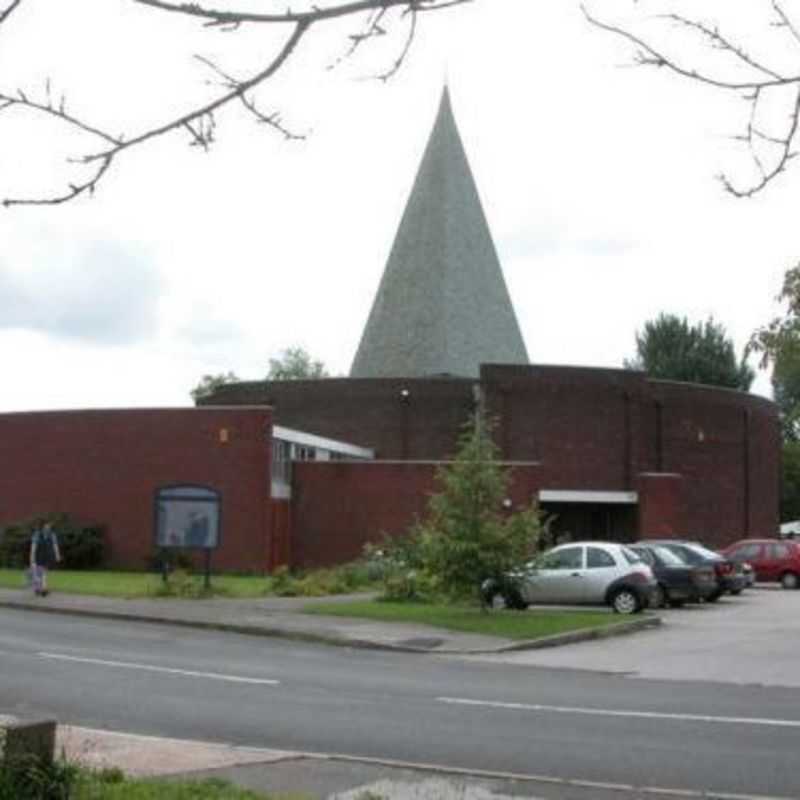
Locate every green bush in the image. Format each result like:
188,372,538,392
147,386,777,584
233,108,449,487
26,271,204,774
0,514,105,570
0,752,77,800
146,547,194,573
267,561,378,598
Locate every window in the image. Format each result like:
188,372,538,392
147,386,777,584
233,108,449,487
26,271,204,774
729,543,762,561
542,546,583,570
768,543,791,560
621,546,643,565
293,445,316,461
630,547,655,566
587,547,616,568
650,546,685,567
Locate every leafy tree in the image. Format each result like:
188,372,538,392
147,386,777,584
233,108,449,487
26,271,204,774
410,412,541,602
771,343,800,443
626,313,754,391
782,441,800,522
267,346,328,381
190,371,239,403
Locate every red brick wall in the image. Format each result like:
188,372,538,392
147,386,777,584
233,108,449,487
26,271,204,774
204,365,780,553
0,408,272,572
202,376,474,459
637,473,684,537
290,461,543,569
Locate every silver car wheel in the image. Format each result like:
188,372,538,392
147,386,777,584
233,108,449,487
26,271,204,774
612,589,639,615
491,592,507,609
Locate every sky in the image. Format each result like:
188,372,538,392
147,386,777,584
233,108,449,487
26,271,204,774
1,0,798,411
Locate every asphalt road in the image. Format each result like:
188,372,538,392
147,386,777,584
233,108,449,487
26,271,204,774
1,608,799,798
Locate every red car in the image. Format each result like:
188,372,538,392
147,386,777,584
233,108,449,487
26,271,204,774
721,539,800,589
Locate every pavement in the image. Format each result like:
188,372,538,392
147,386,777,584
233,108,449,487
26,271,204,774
0,586,753,800
0,587,657,655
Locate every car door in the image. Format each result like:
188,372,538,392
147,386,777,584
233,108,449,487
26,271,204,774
764,542,792,581
522,545,586,604
583,545,622,603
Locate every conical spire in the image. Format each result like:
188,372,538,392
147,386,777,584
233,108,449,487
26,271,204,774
350,88,528,379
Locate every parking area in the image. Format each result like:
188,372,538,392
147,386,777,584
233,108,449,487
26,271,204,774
467,586,800,687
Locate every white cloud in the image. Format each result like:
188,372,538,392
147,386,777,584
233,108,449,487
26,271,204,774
0,240,161,344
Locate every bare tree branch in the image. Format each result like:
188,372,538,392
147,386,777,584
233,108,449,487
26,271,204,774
0,0,23,26
771,1,800,48
583,3,800,197
1,0,469,207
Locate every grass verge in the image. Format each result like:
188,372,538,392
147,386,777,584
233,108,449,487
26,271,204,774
73,769,299,799
0,566,379,600
303,600,634,640
0,761,299,799
0,569,269,598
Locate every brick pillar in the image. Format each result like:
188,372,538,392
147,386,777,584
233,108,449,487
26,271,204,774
637,472,684,538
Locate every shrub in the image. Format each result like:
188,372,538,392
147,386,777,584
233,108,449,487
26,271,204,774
0,513,105,570
146,547,194,573
0,751,77,800
367,412,542,604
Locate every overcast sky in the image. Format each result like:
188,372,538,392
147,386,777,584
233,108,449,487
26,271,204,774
1,0,798,412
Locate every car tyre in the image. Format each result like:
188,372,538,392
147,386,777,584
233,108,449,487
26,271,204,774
611,588,641,615
781,571,799,590
729,587,743,596
706,589,723,603
652,584,666,609
668,599,686,608
505,589,529,611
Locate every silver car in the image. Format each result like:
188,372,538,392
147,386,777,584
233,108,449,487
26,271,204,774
482,541,658,614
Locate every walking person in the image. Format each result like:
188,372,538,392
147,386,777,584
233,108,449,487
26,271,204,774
30,522,61,597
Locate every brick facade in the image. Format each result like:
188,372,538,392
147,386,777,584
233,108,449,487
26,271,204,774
0,365,779,573
0,408,272,572
207,364,780,563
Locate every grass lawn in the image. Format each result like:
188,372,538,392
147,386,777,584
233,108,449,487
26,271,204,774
0,568,273,598
72,772,298,799
303,600,635,640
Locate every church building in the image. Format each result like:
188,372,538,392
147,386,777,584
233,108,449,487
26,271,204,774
0,90,779,572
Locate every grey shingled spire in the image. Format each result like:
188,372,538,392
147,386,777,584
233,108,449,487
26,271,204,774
350,87,528,379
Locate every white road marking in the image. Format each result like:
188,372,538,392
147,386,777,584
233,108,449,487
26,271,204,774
438,696,800,729
38,652,279,685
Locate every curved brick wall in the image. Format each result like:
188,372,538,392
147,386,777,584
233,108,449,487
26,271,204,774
206,364,779,549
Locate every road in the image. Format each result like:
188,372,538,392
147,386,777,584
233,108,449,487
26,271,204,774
2,608,799,798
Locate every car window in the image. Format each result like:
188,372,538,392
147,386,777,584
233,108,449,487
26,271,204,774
621,546,643,565
685,543,721,561
541,546,584,570
630,547,654,566
660,544,698,564
767,543,791,560
650,546,685,566
729,543,762,561
586,547,616,568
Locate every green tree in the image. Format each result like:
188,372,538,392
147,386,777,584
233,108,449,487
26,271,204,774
267,346,329,381
190,371,239,403
626,313,754,391
411,412,541,602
